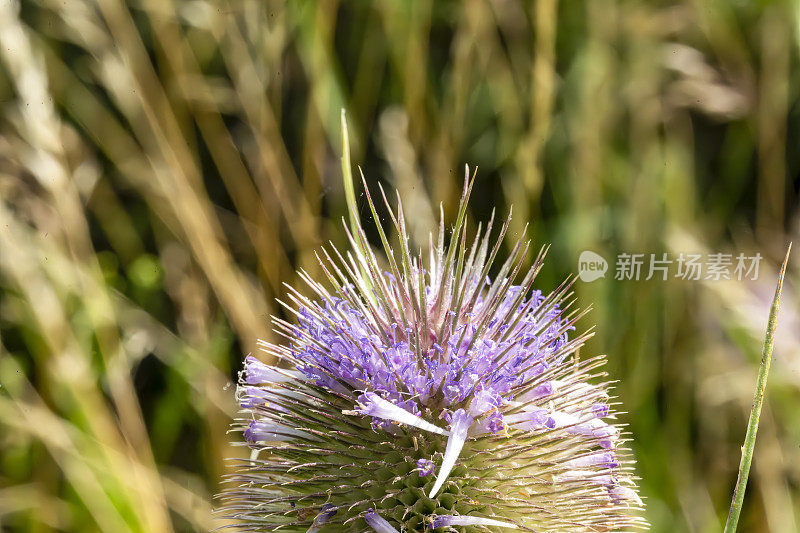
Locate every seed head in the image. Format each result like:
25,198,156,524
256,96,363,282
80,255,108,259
221,169,646,531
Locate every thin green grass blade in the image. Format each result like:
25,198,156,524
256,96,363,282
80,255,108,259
340,109,359,237
724,243,792,532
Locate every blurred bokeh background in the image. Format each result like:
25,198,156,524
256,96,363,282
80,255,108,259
0,0,798,531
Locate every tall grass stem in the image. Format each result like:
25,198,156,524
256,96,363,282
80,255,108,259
724,243,792,532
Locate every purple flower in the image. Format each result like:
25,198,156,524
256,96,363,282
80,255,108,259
365,508,398,533
417,459,435,477
221,169,645,532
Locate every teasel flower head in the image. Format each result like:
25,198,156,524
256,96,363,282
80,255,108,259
221,160,646,531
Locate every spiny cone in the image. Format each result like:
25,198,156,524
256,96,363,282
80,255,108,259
220,168,646,531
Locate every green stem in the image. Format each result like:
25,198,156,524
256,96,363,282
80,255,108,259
340,109,359,238
724,243,792,532
339,109,375,297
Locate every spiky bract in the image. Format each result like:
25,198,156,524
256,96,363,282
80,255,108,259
220,171,646,532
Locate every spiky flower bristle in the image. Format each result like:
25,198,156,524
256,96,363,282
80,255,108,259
220,169,646,531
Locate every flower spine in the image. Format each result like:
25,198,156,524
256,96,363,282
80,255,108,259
221,167,646,531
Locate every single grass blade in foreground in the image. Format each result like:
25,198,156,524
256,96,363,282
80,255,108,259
724,244,792,533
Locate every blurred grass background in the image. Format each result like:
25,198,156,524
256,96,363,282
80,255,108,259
0,0,798,531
